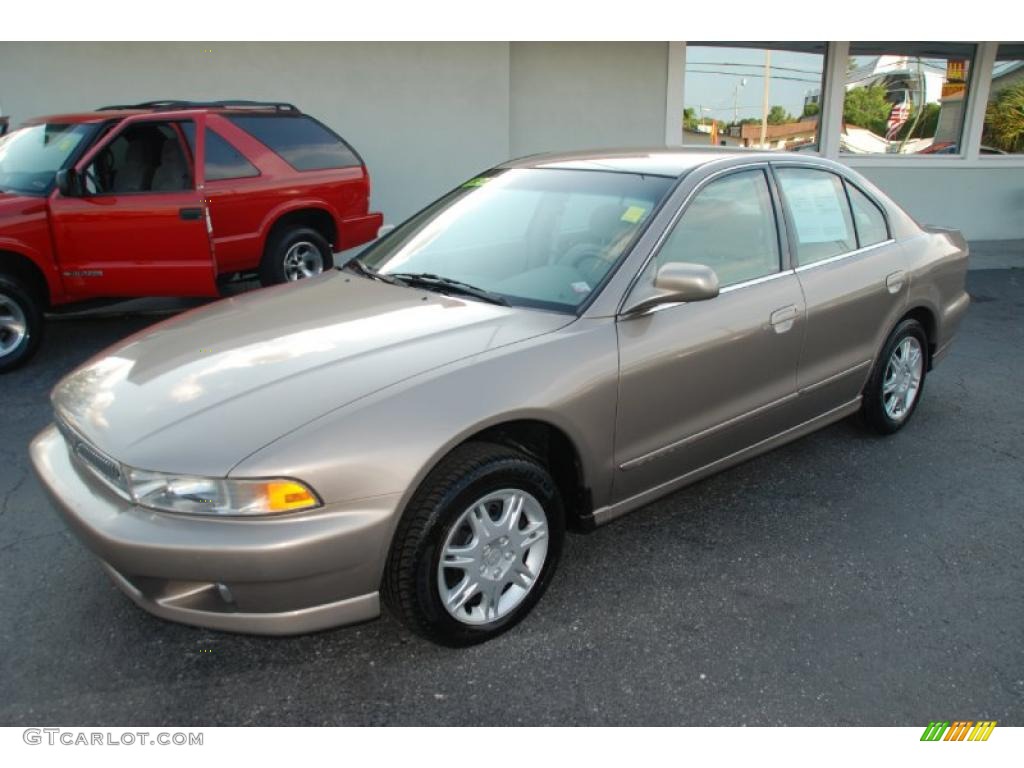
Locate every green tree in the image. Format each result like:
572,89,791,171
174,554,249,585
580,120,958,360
802,102,820,118
984,82,1024,153
767,105,795,125
843,85,892,136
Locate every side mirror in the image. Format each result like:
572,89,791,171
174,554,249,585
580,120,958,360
621,262,719,317
55,169,80,197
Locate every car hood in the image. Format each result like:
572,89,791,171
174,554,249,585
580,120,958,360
53,271,574,476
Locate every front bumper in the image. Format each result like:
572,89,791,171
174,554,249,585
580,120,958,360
30,424,401,635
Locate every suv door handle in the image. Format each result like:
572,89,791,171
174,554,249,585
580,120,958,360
179,207,203,221
769,305,798,334
885,270,906,294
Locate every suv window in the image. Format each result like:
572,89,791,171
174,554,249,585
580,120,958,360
845,181,889,248
83,121,192,194
775,167,857,266
656,169,780,287
181,124,259,181
228,115,360,171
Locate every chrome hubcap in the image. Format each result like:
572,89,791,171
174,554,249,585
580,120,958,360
0,296,27,357
438,489,549,626
882,336,923,422
282,241,324,281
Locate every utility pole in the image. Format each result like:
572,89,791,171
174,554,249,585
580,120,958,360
733,77,747,125
759,50,771,148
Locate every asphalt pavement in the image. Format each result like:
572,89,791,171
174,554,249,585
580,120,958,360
1,269,1021,726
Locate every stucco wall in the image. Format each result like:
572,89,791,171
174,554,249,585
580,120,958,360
855,165,1024,240
509,42,669,156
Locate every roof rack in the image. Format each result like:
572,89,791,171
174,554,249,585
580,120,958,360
96,100,300,113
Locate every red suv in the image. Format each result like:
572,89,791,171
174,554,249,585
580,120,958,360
0,100,382,371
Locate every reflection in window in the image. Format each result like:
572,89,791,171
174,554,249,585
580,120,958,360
841,43,974,155
682,43,826,151
982,44,1024,155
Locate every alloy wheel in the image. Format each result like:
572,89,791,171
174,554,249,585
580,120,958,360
882,336,924,422
282,241,324,281
0,295,27,357
437,489,549,626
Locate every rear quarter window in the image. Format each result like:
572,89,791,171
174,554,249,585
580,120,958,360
227,115,361,171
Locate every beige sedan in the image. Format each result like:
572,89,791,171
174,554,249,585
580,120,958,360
31,149,969,645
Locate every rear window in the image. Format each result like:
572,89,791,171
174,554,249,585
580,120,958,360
227,114,360,171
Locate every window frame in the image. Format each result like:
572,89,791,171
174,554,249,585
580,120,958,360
226,113,364,172
78,118,196,198
841,177,891,249
622,162,790,309
769,161,895,271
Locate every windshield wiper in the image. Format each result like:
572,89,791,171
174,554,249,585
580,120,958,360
386,273,510,306
338,257,404,286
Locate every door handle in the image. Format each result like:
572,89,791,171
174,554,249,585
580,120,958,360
885,270,906,294
179,207,203,221
769,305,798,334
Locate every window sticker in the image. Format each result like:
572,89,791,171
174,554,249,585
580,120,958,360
620,205,647,224
782,174,848,244
571,281,592,295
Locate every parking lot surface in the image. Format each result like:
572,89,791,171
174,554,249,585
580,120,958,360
1,270,1021,726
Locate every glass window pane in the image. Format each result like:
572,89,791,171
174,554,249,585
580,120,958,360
682,43,826,152
842,43,975,155
182,124,260,181
657,169,780,286
982,44,1024,155
845,182,889,247
228,115,360,171
775,168,856,265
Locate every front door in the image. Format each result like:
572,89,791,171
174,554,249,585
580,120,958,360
49,116,217,299
614,167,805,503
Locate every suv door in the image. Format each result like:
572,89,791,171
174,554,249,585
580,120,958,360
613,166,805,502
48,114,217,299
772,165,907,416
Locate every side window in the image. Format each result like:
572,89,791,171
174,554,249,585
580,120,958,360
182,124,259,181
83,121,193,194
775,168,857,266
656,169,780,287
227,115,360,171
845,181,889,248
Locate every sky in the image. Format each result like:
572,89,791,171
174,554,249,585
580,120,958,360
683,45,825,123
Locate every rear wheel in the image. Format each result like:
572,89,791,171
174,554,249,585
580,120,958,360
258,226,334,286
0,274,43,373
861,318,928,434
383,442,564,646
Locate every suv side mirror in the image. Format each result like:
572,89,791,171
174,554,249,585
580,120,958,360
55,169,80,197
621,262,719,317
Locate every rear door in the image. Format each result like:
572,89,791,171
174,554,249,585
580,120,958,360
613,166,806,502
49,113,217,299
772,164,907,416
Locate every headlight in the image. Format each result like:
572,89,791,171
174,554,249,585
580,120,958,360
127,469,320,516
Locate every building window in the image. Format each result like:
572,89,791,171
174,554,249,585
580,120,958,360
982,44,1024,155
841,43,976,156
682,43,826,152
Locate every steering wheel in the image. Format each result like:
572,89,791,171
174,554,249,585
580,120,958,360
556,242,607,278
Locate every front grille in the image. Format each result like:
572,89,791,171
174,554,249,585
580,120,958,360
56,417,130,497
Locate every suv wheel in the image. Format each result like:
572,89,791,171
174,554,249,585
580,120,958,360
862,318,928,434
384,442,565,646
0,274,43,373
259,226,334,286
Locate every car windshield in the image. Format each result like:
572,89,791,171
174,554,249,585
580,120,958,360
358,168,675,312
0,123,95,194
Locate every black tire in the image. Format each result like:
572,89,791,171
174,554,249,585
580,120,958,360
383,442,565,646
258,226,334,286
0,274,43,373
861,318,928,434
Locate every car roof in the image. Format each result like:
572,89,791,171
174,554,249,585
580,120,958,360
501,147,816,178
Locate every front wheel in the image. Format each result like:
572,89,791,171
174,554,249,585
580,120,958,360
0,275,43,373
258,227,334,286
861,318,928,434
383,442,565,646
